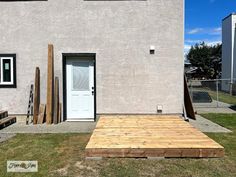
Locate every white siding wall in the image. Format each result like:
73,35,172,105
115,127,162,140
222,16,232,91
233,16,236,81
222,14,236,91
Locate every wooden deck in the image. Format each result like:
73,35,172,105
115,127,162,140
85,115,224,158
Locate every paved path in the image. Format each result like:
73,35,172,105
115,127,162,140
193,100,231,108
0,133,16,143
193,100,236,114
0,114,232,136
189,115,232,133
0,121,97,134
195,107,236,114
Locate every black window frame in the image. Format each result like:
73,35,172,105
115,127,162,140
0,54,17,88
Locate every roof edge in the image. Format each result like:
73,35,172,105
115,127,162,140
222,13,236,21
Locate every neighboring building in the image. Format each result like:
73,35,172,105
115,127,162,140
222,13,236,92
0,0,184,121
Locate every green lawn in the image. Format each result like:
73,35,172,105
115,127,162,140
201,114,236,160
207,90,236,105
0,114,236,177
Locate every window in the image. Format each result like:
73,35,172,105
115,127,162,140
72,61,90,91
0,54,16,88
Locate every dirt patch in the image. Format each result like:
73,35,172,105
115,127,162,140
51,164,69,176
75,161,96,173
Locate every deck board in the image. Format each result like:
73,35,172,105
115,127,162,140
85,115,224,158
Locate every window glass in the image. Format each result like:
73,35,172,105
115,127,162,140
3,59,11,82
72,61,90,91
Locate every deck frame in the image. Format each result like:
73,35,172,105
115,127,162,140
85,115,224,158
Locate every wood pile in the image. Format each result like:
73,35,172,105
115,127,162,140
30,44,62,125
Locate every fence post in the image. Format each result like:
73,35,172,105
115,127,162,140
189,80,192,99
216,79,219,108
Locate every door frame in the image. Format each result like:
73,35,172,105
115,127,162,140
62,53,96,121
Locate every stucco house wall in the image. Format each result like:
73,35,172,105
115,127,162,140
0,0,184,116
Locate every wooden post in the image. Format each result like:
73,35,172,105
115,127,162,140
184,75,196,120
53,77,59,124
38,104,46,124
33,67,40,124
58,103,62,123
46,44,54,124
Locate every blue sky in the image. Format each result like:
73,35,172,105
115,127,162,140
185,0,236,54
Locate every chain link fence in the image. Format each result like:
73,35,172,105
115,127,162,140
187,79,236,109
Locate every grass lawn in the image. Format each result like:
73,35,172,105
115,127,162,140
0,114,236,177
207,90,236,105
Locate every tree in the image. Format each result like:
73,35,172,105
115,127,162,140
187,42,222,79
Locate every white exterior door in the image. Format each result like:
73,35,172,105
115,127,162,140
66,57,95,121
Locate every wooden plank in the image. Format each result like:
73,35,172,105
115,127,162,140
58,103,62,123
53,77,59,124
37,104,46,124
92,130,207,137
99,115,182,119
0,117,16,129
86,148,224,158
85,115,224,158
184,75,196,119
0,111,8,120
46,44,54,124
87,138,221,148
33,67,40,124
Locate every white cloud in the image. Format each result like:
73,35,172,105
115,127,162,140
184,40,222,54
187,28,203,34
206,40,221,46
187,27,221,35
185,39,221,45
184,44,192,50
184,44,192,55
185,39,202,43
210,27,222,35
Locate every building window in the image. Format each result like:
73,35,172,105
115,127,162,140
0,54,16,88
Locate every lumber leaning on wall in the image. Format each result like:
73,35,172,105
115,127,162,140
38,104,46,124
46,44,54,124
53,77,59,124
184,75,196,120
58,103,62,123
33,67,40,124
